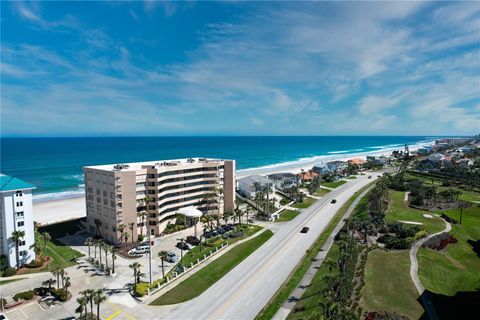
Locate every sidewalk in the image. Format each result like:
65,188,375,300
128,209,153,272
272,185,373,320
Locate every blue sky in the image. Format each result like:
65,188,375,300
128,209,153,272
1,1,479,137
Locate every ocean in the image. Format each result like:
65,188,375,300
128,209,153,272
0,136,434,201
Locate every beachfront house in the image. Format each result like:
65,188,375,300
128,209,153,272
0,174,36,268
84,158,236,244
326,160,348,174
313,163,330,175
237,175,273,199
297,170,319,184
427,153,445,164
267,173,298,191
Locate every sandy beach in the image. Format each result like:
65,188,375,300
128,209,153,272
33,140,432,225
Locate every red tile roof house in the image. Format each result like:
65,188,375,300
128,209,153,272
297,170,319,183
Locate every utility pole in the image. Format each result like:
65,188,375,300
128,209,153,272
148,228,152,285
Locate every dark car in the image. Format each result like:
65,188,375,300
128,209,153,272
176,242,190,250
217,228,226,235
205,230,218,238
331,199,337,204
368,175,372,179
186,236,200,246
300,227,310,233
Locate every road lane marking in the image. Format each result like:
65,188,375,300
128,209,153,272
105,311,121,320
107,301,137,320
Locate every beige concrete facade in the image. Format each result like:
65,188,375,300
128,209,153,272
84,158,235,244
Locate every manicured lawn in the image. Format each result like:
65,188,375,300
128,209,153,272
386,191,444,234
361,250,423,319
417,204,480,296
314,188,331,197
0,278,26,285
287,244,340,319
322,180,347,188
276,209,300,222
292,197,316,209
181,224,263,266
347,176,357,179
151,230,273,305
256,183,373,320
19,232,84,274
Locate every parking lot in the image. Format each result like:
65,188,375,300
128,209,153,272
2,300,73,320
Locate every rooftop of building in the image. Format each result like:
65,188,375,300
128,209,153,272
267,172,297,179
238,174,273,185
84,157,231,172
0,174,35,192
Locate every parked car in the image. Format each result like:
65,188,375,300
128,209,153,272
135,245,150,253
205,230,218,238
300,227,310,233
176,242,190,251
331,199,337,204
186,236,200,246
165,251,178,263
368,175,372,179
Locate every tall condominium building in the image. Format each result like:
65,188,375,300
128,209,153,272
83,158,235,244
0,174,36,268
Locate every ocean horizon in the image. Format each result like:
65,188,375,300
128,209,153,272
1,136,443,201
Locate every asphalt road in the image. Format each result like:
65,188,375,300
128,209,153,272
155,173,381,320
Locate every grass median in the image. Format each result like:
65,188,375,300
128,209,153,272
276,209,300,222
256,183,372,320
150,229,274,305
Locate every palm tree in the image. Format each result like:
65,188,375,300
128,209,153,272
158,251,168,279
136,271,146,284
129,262,141,285
85,237,93,257
122,231,129,244
76,296,87,319
118,223,126,243
97,240,103,264
94,289,107,320
30,240,42,260
59,268,66,288
42,278,56,291
138,211,148,237
324,258,337,274
103,243,110,269
41,232,51,258
128,222,135,245
81,289,95,320
64,276,71,298
10,230,25,268
110,246,118,274
49,264,60,289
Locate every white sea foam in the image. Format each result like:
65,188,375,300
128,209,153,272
33,188,85,203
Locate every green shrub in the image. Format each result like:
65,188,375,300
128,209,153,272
51,288,69,302
414,230,428,240
13,290,34,301
1,298,7,307
280,198,289,206
2,267,16,277
25,259,43,268
134,282,149,297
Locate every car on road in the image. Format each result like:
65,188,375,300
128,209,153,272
176,242,190,251
368,175,372,179
331,199,337,204
186,236,200,245
300,227,310,233
0,313,9,320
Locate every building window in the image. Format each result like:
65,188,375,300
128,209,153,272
15,191,23,197
103,191,108,197
103,199,108,205
96,189,101,195
20,250,27,257
18,221,25,227
16,211,24,218
20,240,26,246
87,187,93,193
16,201,23,207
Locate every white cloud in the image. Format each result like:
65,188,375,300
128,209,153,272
357,96,399,115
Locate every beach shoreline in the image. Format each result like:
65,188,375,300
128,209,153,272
33,140,433,225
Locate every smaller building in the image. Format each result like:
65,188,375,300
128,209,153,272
427,153,445,163
347,158,366,166
267,173,297,191
456,158,474,167
297,170,319,183
0,174,36,268
237,175,273,199
326,160,348,173
312,163,330,175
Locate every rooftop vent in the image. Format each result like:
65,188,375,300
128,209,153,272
113,164,130,170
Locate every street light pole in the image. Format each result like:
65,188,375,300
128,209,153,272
148,228,152,285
